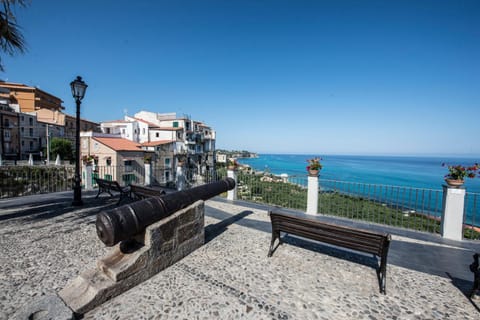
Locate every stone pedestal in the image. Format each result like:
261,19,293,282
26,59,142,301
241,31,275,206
306,175,318,215
58,200,205,315
441,185,466,241
144,163,151,186
227,169,237,200
83,164,93,190
176,164,185,191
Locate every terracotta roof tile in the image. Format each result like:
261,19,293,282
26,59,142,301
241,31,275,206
142,140,174,147
93,137,142,151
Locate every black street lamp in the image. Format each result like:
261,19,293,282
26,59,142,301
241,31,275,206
71,76,88,206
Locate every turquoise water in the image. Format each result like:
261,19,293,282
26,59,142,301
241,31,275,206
239,154,480,193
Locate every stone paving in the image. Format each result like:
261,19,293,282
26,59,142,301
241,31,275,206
0,192,479,319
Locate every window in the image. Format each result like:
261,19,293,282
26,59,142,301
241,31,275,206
142,128,145,134
29,141,33,150
124,160,133,172
122,129,126,134
29,118,33,125
4,130,10,138
4,118,9,127
22,140,25,146
106,157,112,166
134,129,137,134
122,174,136,184
21,116,24,121
29,128,33,136
21,127,24,133
173,121,179,128
165,158,170,166
156,132,159,138
165,171,170,181
106,128,111,134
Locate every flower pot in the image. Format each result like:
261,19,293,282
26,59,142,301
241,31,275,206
308,169,319,176
445,178,464,187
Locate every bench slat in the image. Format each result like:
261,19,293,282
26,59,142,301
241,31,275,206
274,220,387,255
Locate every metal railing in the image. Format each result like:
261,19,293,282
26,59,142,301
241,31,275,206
236,172,308,210
92,165,145,186
0,165,75,198
319,179,444,235
465,192,480,240
1,164,479,240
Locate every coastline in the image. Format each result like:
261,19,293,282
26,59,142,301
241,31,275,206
238,153,480,193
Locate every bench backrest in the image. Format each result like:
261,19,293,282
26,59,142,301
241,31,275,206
269,211,391,257
130,184,166,198
94,177,123,191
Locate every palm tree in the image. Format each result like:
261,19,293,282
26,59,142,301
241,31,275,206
0,0,27,72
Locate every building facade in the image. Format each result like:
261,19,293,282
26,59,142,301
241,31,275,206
80,132,145,185
0,81,64,112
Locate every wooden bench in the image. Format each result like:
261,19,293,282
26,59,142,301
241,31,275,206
94,177,130,205
130,184,166,200
268,209,392,294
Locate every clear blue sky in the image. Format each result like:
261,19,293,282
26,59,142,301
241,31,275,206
2,0,479,156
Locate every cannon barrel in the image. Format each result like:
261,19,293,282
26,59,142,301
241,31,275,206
96,178,235,246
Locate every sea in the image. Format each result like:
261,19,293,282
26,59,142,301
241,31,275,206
238,154,480,194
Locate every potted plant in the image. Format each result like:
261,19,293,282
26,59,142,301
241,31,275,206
306,157,322,176
143,154,152,164
82,154,96,165
442,163,479,186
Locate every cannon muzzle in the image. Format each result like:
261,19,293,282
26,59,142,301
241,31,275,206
96,178,235,246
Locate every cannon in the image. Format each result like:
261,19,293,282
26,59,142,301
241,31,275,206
96,178,235,246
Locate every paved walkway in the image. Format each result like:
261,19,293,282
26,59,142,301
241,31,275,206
0,192,479,319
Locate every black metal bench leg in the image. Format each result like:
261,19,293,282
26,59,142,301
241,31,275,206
470,253,479,298
379,255,388,294
268,230,280,257
95,188,103,199
116,192,128,205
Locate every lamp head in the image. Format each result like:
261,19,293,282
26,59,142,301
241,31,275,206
70,76,88,101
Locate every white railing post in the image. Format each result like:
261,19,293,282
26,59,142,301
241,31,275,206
306,173,319,215
441,185,466,241
144,163,151,186
84,164,93,191
176,163,185,191
227,168,237,201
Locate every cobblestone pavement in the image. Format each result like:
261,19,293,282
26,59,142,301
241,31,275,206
1,193,479,319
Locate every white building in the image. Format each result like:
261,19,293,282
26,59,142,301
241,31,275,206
99,111,216,174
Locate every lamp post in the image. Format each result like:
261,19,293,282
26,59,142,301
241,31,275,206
71,76,88,206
